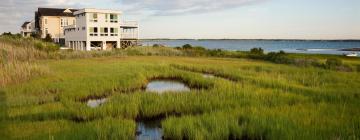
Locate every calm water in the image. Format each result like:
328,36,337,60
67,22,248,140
87,98,107,108
146,80,190,93
136,120,163,140
141,40,360,55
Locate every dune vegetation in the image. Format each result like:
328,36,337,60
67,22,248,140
0,35,360,140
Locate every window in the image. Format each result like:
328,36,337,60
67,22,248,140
100,27,108,36
89,27,98,36
73,19,75,25
110,14,118,23
110,28,118,36
45,28,48,35
90,13,98,22
45,18,47,24
82,27,85,30
61,18,68,27
105,14,109,22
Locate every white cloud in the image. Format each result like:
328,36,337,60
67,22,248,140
121,0,265,15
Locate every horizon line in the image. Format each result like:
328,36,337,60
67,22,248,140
140,38,360,41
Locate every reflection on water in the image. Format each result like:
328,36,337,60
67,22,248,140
146,80,190,93
136,120,163,140
87,98,107,108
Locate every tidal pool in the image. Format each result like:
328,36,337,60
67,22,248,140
136,120,163,140
146,80,190,93
87,98,107,108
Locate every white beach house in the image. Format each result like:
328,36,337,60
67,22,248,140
20,20,35,37
64,8,138,51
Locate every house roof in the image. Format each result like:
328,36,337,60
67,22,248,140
37,8,78,17
21,22,31,28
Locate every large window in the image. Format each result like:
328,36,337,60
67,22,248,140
89,27,98,36
110,14,118,23
90,13,98,22
110,28,118,36
105,14,109,22
100,27,108,36
61,18,68,27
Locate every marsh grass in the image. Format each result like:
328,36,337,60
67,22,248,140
1,35,360,139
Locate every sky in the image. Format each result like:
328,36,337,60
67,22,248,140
0,0,359,39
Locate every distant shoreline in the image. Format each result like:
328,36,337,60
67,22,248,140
140,39,360,42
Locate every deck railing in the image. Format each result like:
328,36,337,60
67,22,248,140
120,21,138,28
21,28,33,33
121,33,138,39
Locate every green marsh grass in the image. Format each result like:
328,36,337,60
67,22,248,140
2,56,359,139
1,35,360,139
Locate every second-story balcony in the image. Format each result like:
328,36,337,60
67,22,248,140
121,33,138,39
64,25,76,30
120,21,138,28
21,28,33,33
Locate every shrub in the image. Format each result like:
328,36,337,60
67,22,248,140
31,32,41,39
44,34,53,42
265,51,291,64
2,32,12,36
248,48,265,59
325,58,342,69
152,44,165,48
293,58,321,67
335,65,353,72
250,48,264,55
182,44,193,49
357,65,360,72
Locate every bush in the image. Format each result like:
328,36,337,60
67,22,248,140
248,48,265,59
31,32,41,39
325,58,342,69
357,65,360,72
152,44,165,48
265,51,291,64
44,34,53,42
293,58,321,67
250,48,264,55
2,32,12,36
182,44,193,49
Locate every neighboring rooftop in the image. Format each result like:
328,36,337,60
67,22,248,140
37,8,78,17
74,8,122,15
21,22,31,28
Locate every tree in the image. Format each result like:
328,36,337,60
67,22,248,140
44,34,53,42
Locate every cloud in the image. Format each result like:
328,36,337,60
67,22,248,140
0,0,265,33
0,0,95,33
121,0,266,15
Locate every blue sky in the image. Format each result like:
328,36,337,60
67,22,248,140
0,0,359,39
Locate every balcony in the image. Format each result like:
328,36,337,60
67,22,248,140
21,28,33,33
64,25,76,29
120,21,138,28
121,33,138,39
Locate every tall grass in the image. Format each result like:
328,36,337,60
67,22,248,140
0,37,52,87
1,35,359,139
